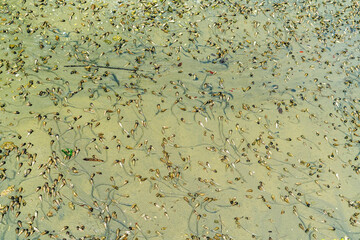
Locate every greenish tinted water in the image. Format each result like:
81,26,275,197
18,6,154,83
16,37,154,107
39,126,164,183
0,0,360,239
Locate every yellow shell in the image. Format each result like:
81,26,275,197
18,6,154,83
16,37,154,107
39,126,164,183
112,35,122,41
0,142,16,150
1,185,14,196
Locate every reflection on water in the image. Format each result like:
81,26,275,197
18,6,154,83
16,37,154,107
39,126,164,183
1,0,360,239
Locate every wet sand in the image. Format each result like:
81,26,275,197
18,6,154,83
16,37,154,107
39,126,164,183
0,0,360,239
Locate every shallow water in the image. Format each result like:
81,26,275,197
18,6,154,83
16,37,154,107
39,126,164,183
1,0,360,239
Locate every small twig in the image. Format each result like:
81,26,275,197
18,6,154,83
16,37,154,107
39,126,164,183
83,157,104,162
64,64,139,72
